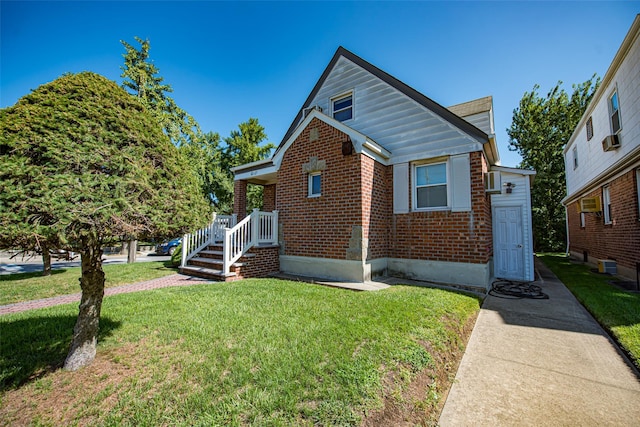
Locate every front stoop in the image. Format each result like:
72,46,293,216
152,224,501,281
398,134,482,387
179,243,278,282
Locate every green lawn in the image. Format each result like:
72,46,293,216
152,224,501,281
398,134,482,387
0,279,480,426
538,254,640,369
0,261,177,305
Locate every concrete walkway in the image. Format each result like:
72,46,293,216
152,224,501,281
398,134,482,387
0,274,211,315
439,258,640,426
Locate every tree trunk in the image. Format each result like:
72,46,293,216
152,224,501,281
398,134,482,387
41,243,52,276
127,239,137,263
64,239,105,371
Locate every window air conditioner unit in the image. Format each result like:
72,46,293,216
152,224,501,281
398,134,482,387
578,197,601,213
602,134,620,151
597,259,617,275
303,105,323,118
485,171,501,193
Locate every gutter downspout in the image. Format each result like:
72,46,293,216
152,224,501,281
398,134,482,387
564,204,570,257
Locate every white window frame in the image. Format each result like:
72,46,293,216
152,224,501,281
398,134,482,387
331,91,354,122
412,160,449,211
609,89,621,134
308,172,321,198
603,186,612,225
572,146,578,170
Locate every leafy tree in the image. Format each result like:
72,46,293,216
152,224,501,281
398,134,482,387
507,76,599,251
120,36,201,147
180,131,235,212
222,118,275,213
0,72,210,370
120,37,233,213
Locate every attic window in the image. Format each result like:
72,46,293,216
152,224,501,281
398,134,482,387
332,92,353,122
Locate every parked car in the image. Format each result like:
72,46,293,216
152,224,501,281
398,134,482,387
155,237,181,256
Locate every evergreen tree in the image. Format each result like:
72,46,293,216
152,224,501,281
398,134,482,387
0,72,210,370
120,36,201,147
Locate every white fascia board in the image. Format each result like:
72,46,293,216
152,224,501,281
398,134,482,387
491,165,537,176
492,165,537,186
484,135,501,166
233,163,278,182
231,158,273,173
362,139,391,165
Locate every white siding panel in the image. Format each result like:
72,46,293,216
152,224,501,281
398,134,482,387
460,111,493,135
309,57,482,164
450,154,471,212
565,32,640,198
393,163,409,214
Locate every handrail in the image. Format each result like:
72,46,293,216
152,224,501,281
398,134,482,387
181,213,237,267
222,210,278,274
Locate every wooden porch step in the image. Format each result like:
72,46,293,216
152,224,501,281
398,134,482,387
188,257,247,268
198,249,224,258
179,265,236,281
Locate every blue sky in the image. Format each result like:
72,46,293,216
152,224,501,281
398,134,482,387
2,1,638,167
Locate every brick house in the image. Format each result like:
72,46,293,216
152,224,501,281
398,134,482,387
181,47,535,290
562,15,640,280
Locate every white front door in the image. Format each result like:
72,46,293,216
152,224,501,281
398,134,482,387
493,206,525,280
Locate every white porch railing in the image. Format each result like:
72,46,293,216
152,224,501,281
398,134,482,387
181,213,237,267
223,209,278,275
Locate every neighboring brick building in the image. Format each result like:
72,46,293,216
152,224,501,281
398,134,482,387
228,47,536,290
563,15,640,280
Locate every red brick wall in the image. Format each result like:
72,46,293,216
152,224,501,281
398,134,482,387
263,184,276,212
234,180,247,220
233,246,280,280
274,118,492,266
567,169,640,273
276,118,363,259
389,151,492,264
361,155,391,260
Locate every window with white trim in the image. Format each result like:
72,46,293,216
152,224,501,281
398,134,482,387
609,90,621,134
603,186,612,224
572,146,578,169
332,92,353,122
413,162,447,210
308,172,321,197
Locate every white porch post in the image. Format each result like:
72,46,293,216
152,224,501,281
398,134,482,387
252,208,259,245
272,210,279,245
